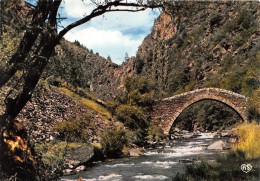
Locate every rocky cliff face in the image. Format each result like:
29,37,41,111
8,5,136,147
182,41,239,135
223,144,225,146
134,1,260,99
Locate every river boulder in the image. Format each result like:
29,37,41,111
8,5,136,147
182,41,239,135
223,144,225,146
63,169,75,176
76,165,86,172
129,148,145,157
207,140,227,150
65,144,94,168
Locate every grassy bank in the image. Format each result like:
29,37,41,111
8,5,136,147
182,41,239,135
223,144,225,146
59,87,111,118
234,122,260,159
173,122,260,181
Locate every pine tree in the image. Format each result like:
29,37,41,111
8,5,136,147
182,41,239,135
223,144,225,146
125,52,129,61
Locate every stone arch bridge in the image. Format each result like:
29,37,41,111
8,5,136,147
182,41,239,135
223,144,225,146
150,88,248,135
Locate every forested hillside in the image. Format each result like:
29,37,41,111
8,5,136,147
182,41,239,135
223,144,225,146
131,1,260,130
135,1,259,100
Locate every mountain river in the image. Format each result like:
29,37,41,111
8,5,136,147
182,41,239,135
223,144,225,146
61,133,227,181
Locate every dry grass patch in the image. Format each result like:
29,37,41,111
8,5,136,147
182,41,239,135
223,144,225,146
58,87,111,118
234,122,260,159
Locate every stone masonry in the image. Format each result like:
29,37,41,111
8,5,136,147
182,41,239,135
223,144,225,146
150,88,248,135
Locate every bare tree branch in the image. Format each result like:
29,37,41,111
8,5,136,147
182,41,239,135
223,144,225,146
57,0,163,41
48,0,62,28
107,8,146,12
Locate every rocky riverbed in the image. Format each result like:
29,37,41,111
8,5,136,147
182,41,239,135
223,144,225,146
60,131,236,178
61,133,231,180
169,128,236,140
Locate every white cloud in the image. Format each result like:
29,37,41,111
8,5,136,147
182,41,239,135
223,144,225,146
61,0,159,20
62,0,94,18
89,10,160,32
65,27,144,64
59,0,160,64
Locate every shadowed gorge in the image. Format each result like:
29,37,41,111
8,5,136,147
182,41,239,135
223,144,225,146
171,100,243,132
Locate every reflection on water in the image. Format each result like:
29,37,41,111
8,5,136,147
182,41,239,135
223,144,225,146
61,133,227,181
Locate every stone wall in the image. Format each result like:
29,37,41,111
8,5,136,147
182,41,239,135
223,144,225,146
150,88,248,134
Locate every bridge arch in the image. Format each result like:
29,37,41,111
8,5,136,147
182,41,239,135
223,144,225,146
169,98,245,133
150,88,248,135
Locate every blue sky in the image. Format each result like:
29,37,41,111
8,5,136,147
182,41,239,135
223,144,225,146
57,0,160,64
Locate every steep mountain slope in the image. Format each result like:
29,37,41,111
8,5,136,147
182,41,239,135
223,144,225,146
45,40,119,99
44,39,137,100
17,85,116,144
134,1,260,99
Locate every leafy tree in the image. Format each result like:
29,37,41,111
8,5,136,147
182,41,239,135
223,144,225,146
135,54,144,74
0,0,165,179
168,69,190,94
124,76,154,106
115,76,154,145
125,52,129,61
107,55,111,61
101,128,127,158
116,104,148,130
73,40,81,47
147,124,165,141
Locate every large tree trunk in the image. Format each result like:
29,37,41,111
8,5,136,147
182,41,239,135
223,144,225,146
0,1,63,179
0,0,51,88
5,41,56,119
0,31,58,180
0,30,41,88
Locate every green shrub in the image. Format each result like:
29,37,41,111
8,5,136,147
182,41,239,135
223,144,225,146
35,142,87,169
184,80,195,92
125,129,148,146
125,76,151,94
247,89,260,122
54,116,92,142
135,55,144,74
124,76,154,106
236,10,252,29
173,150,260,181
219,54,233,73
220,66,246,93
147,124,165,141
223,21,236,33
113,75,155,146
106,101,120,116
223,10,253,33
242,77,259,96
139,92,154,106
115,105,148,130
100,129,127,158
209,13,222,27
127,90,154,106
232,34,246,50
